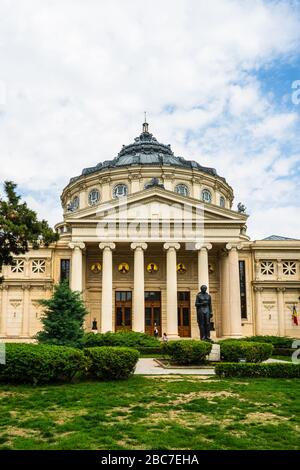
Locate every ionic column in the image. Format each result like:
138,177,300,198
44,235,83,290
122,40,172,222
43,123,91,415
69,242,85,292
220,250,230,337
226,243,242,337
254,287,264,335
21,284,31,337
131,242,147,332
277,287,285,336
195,243,212,291
164,242,180,338
99,242,116,333
0,285,8,336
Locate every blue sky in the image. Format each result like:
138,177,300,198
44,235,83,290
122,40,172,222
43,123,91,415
0,0,300,240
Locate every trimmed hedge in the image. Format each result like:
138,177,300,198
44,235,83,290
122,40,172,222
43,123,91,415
219,340,273,363
84,346,139,380
0,343,88,385
163,340,212,365
138,347,163,355
273,347,295,357
243,336,295,349
82,331,159,349
215,362,300,378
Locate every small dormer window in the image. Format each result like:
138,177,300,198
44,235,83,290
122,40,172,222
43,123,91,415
88,189,100,206
220,196,225,208
202,189,212,203
113,184,128,198
175,184,189,197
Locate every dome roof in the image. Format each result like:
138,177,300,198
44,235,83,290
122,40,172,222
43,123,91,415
70,122,224,184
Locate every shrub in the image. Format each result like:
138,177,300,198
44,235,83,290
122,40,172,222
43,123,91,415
219,340,273,363
243,336,295,349
163,340,212,365
273,347,295,357
36,281,87,348
0,343,88,385
82,331,159,349
138,347,163,355
84,346,139,380
215,362,300,378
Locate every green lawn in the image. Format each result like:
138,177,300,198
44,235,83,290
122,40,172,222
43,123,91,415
0,376,299,450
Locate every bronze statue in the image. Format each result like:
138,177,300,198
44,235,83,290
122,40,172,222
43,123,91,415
195,285,212,341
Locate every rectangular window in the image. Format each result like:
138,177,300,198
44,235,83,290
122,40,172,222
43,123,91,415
60,259,70,283
239,260,247,319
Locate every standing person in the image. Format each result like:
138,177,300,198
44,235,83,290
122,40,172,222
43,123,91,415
154,324,159,338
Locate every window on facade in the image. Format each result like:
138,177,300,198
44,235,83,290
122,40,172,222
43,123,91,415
32,259,46,274
113,184,128,198
220,196,225,208
239,260,247,319
88,189,100,206
11,259,25,273
116,291,132,302
60,259,70,283
260,261,275,275
282,261,297,276
202,189,212,203
72,196,79,210
175,184,189,197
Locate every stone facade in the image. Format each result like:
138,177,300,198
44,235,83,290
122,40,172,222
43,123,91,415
1,124,300,341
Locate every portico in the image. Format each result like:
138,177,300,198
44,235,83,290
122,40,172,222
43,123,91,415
67,239,244,339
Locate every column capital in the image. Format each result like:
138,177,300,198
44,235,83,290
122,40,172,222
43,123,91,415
276,287,286,293
225,243,242,251
130,242,148,251
163,242,180,251
69,241,85,250
195,242,212,251
99,242,116,251
254,286,264,293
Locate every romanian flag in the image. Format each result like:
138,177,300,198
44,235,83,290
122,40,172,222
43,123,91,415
292,305,299,326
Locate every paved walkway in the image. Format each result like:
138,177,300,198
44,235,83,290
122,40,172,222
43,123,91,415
134,358,215,375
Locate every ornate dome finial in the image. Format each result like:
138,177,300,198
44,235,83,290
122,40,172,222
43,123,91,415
143,111,149,133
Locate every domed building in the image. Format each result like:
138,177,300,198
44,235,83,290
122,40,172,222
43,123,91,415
1,121,300,341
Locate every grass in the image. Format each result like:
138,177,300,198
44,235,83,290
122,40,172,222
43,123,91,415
0,376,300,450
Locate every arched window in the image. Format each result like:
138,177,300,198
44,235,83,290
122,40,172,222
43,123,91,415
220,196,225,208
175,184,189,197
72,196,79,211
88,188,100,206
202,189,212,203
113,184,128,198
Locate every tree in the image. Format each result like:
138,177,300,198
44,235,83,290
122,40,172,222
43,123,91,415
36,281,88,348
0,181,59,282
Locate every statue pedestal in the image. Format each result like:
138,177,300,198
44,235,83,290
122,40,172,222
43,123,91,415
207,343,220,362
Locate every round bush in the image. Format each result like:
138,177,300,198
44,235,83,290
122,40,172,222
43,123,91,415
0,343,88,385
163,340,212,365
82,331,159,349
84,346,140,380
219,340,273,363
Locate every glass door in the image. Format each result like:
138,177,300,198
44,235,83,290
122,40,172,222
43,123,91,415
177,291,191,337
144,291,161,336
115,291,132,331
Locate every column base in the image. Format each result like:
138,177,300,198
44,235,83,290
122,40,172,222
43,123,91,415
166,334,180,340
221,334,243,339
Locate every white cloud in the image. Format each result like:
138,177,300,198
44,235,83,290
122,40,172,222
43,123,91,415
0,0,300,239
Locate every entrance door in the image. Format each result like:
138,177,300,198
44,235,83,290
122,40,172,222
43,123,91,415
178,291,191,337
144,291,161,337
115,291,132,332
